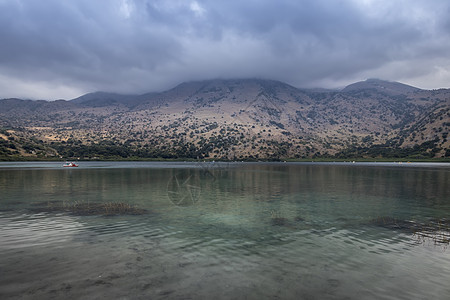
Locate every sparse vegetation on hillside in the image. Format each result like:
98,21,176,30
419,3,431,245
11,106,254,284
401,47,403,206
0,79,449,161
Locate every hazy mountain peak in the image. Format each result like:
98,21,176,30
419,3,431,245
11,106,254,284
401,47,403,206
342,79,421,95
70,91,138,107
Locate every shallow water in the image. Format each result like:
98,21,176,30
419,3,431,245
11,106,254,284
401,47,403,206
0,161,449,299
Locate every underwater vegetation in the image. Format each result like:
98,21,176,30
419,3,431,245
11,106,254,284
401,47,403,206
369,216,450,246
268,213,449,249
30,200,148,216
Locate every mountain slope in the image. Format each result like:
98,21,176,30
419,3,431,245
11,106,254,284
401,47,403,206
342,78,421,95
0,79,448,160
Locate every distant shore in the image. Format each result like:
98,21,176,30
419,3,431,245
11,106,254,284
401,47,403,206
1,156,449,163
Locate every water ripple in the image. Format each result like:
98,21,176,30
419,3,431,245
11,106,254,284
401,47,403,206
0,212,84,250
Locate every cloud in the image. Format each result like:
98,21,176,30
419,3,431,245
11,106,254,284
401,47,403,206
0,0,449,99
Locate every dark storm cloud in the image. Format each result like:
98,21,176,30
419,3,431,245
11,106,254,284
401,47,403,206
1,0,449,99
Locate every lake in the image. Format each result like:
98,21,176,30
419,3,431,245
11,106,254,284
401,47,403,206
0,161,449,299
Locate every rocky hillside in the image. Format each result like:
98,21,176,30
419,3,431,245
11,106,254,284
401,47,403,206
0,79,449,160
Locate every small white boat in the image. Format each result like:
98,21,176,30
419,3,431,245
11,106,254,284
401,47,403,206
63,162,78,167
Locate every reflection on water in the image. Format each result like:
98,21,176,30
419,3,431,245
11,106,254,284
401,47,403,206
0,162,449,299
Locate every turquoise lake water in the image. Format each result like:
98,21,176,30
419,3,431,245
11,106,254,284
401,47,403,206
0,161,449,299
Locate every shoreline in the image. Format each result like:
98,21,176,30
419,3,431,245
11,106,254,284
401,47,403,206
1,156,449,163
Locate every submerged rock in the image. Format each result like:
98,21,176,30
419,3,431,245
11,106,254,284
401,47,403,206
271,217,288,226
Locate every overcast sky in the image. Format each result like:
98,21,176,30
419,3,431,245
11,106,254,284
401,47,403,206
1,0,450,100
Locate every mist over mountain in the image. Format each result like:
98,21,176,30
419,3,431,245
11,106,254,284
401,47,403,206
341,79,421,95
1,79,449,160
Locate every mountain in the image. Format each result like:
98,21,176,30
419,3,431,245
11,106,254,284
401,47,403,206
0,79,449,160
342,78,421,95
71,92,134,107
